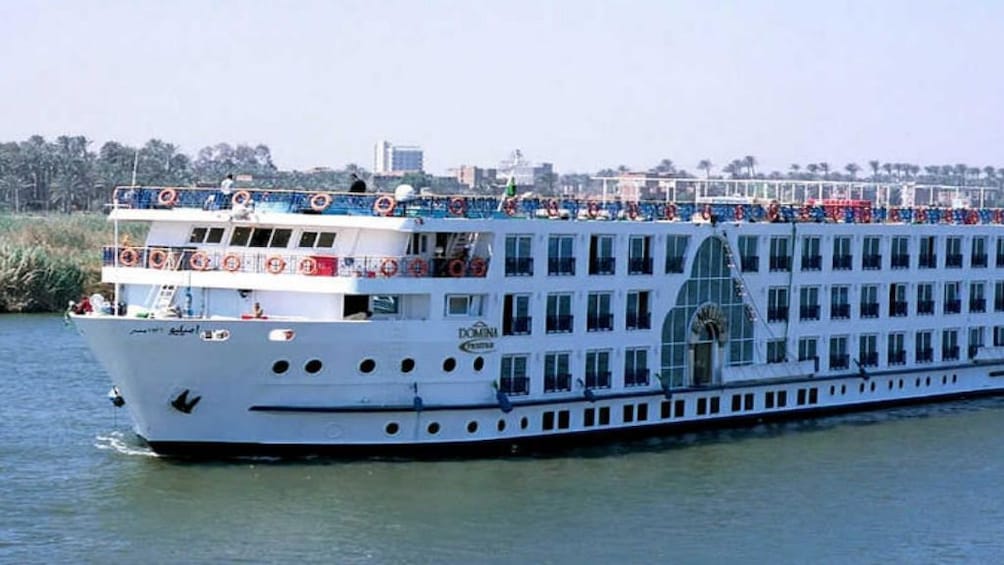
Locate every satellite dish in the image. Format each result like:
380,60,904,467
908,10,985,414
395,184,416,202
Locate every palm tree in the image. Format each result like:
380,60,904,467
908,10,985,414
697,159,713,180
984,166,996,186
845,163,860,179
882,163,893,179
743,155,757,178
955,164,968,186
868,160,880,180
818,162,830,180
806,163,819,179
652,159,675,175
789,163,801,179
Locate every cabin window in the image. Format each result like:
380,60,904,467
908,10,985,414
546,293,573,333
737,235,758,273
830,285,850,319
943,282,961,315
230,227,252,246
942,329,959,361
584,350,611,389
860,334,878,367
299,231,336,248
767,287,789,322
623,348,649,387
407,233,428,255
499,355,529,395
799,287,820,321
769,236,791,272
970,327,985,358
829,336,849,370
767,340,786,364
800,236,821,271
916,331,933,362
891,236,910,268
502,294,532,336
544,352,571,392
445,294,484,317
971,237,987,268
586,292,613,331
798,337,818,370
919,235,937,268
626,290,651,330
589,235,615,275
888,333,906,365
547,235,575,275
665,235,689,273
862,236,881,270
505,234,533,276
970,282,986,313
628,235,653,274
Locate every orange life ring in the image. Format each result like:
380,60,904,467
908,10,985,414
915,208,927,223
157,188,177,207
767,203,779,222
942,209,954,224
119,247,139,267
586,200,600,219
448,197,467,217
860,207,872,224
148,248,169,269
232,190,252,207
189,251,210,271
222,254,242,272
966,210,979,225
448,259,466,277
701,204,712,221
469,257,487,277
380,258,399,277
546,199,560,217
664,203,677,221
265,255,286,274
408,257,429,277
798,206,810,222
889,207,900,222
374,195,396,216
309,192,332,212
298,256,317,275
503,198,518,216
734,205,744,221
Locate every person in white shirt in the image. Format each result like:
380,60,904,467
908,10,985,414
217,174,234,209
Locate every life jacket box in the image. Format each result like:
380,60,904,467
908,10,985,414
313,256,336,276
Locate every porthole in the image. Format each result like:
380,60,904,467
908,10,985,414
859,383,865,393
942,375,947,385
443,357,457,372
385,422,400,436
888,380,893,390
829,385,835,395
401,358,415,373
497,419,506,432
473,356,485,371
427,422,440,435
898,379,903,389
870,382,876,392
359,358,376,374
840,384,846,394
272,360,290,374
467,421,478,434
915,378,921,387
952,374,958,383
519,416,528,430
926,377,931,386
305,359,323,374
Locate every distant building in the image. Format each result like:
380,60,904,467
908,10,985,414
497,150,555,193
449,165,497,190
374,140,424,175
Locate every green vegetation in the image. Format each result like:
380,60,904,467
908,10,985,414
0,214,146,313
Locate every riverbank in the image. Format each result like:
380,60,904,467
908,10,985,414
0,214,147,313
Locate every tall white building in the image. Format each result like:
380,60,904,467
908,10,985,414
374,140,424,174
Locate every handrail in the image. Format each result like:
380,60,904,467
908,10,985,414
101,246,489,279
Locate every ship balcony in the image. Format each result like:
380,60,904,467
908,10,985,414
943,300,962,314
504,316,532,336
103,246,489,279
626,312,651,330
889,351,907,365
860,352,879,367
504,257,534,276
970,298,986,313
588,257,615,275
832,255,853,270
890,301,909,317
918,254,938,269
996,300,1004,312
946,254,964,268
543,373,572,393
916,348,934,363
624,369,650,387
862,254,882,270
860,302,880,318
830,303,850,319
891,254,910,269
799,305,820,321
969,345,982,359
547,257,576,276
917,300,935,315
769,256,791,272
767,306,789,323
546,315,574,333
942,346,960,361
829,354,850,370
971,254,988,268
627,257,653,275
499,375,530,396
800,255,821,271
585,371,612,389
997,254,1004,268
586,314,614,332
665,256,685,273
740,255,759,272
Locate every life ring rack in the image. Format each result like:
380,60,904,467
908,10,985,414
189,251,211,271
380,258,399,278
222,254,242,272
119,247,139,267
148,248,170,269
265,255,286,274
448,259,466,277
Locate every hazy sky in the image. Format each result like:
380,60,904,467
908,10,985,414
2,0,1002,175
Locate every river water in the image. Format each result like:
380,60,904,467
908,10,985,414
2,314,1003,563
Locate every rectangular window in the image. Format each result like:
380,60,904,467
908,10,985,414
637,403,648,422
830,285,850,319
942,329,959,361
767,339,786,364
589,235,615,275
269,229,292,248
248,227,273,248
829,336,849,370
586,292,614,331
972,237,988,268
916,331,933,362
944,282,961,314
860,285,879,318
628,236,653,274
505,234,533,276
732,394,742,412
863,236,881,270
994,327,1004,347
316,232,336,248
599,406,610,425
892,236,910,268
799,287,820,321
205,227,225,244
738,235,758,273
626,290,651,330
768,287,789,322
697,397,707,415
584,407,595,427
546,293,573,333
557,410,570,430
744,393,754,410
665,235,689,273
624,348,649,387
833,236,852,270
917,283,934,315
445,294,484,317
407,233,428,255
970,282,986,313
499,354,529,395
585,350,611,389
996,281,1004,312
890,283,908,317
945,237,963,268
370,295,399,315
660,401,671,419
770,236,791,272
544,352,571,393
970,327,985,359
801,236,821,271
710,397,720,414
765,391,775,409
230,226,252,246
777,390,788,407
919,235,937,268
547,235,575,275
543,411,555,431
189,227,207,244
798,337,818,370
888,333,906,365
502,294,531,336
674,399,685,418
859,334,878,367
623,404,635,424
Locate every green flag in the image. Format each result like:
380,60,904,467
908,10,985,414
505,176,517,198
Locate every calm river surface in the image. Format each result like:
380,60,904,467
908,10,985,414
2,314,1003,564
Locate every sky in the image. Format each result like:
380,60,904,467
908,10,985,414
2,0,1002,175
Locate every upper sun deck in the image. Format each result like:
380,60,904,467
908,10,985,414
110,179,1003,228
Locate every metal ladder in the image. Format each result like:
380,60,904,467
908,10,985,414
153,284,178,311
446,232,476,257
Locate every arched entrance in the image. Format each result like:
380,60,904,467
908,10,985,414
689,304,728,386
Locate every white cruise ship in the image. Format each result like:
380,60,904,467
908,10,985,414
72,179,1004,456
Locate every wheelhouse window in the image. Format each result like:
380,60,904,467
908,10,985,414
584,350,611,389
299,231,337,248
502,294,531,336
801,236,821,271
505,234,533,276
626,290,651,330
546,293,573,333
445,294,484,317
543,352,571,393
231,227,292,248
499,355,529,395
589,235,615,275
586,292,613,332
738,235,758,273
628,236,653,274
624,348,649,387
547,235,575,276
665,235,689,273
769,236,791,272
189,227,225,244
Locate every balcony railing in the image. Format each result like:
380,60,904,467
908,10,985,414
944,299,961,314
997,254,1004,268
942,346,960,361
830,303,850,319
767,306,789,322
546,314,574,333
628,257,653,275
862,254,882,270
665,256,685,273
505,316,532,336
969,345,982,359
996,299,1004,312
860,351,879,367
830,255,852,270
589,257,615,275
891,254,910,268
890,301,908,317
547,257,575,276
799,305,820,321
916,348,934,363
499,375,530,395
889,350,906,365
918,254,938,268
971,254,988,268
624,369,650,387
769,256,791,272
505,257,533,276
801,255,821,271
829,354,849,370
585,371,612,389
970,298,986,313
946,254,963,268
860,302,879,318
917,300,935,315
586,314,614,332
103,246,489,279
740,256,759,272
626,311,651,330
544,373,572,393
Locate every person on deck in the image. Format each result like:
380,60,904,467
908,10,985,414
252,302,265,319
218,174,235,209
349,173,367,193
